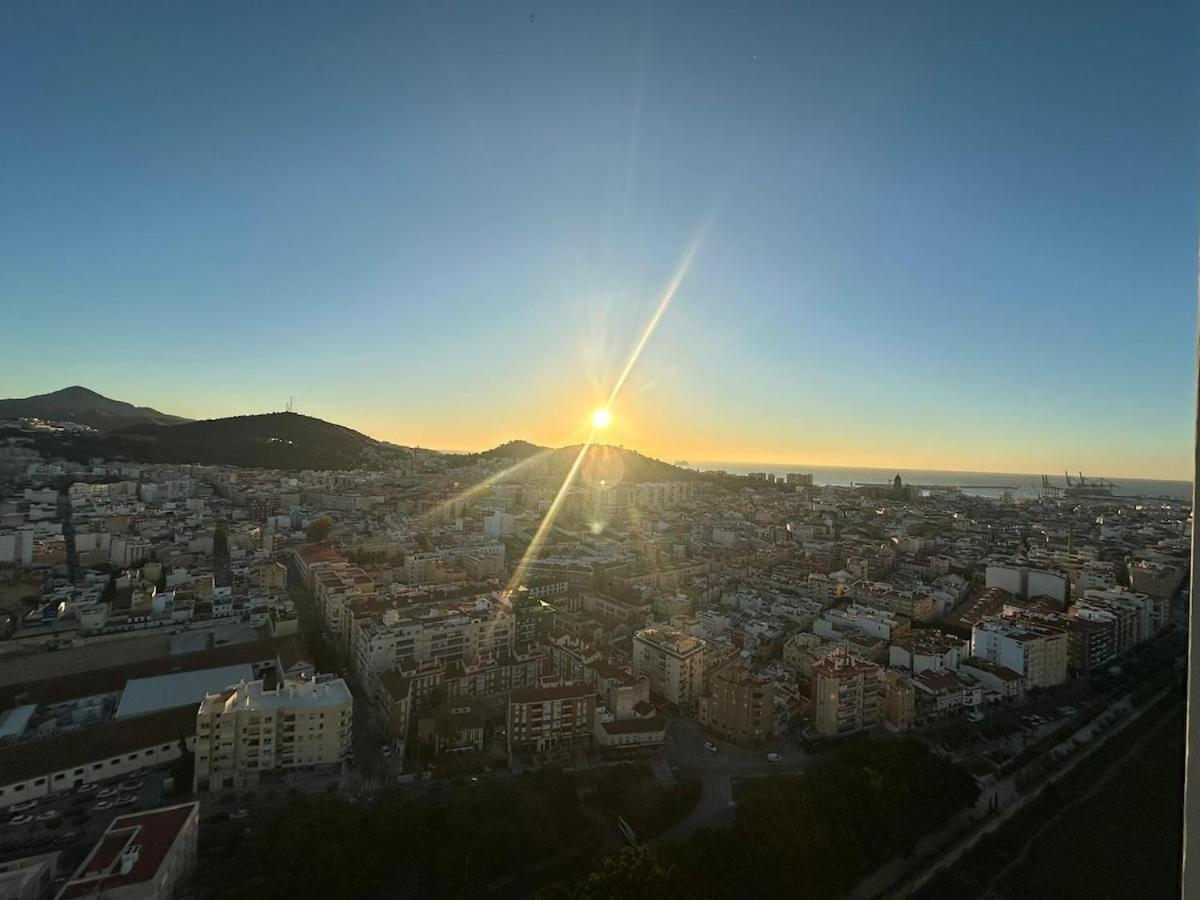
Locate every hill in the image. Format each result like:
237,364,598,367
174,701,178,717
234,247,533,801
16,412,391,471
480,439,550,460
0,386,188,430
472,439,704,484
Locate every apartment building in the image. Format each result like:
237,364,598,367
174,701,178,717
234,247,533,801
193,676,352,792
970,617,1068,688
507,684,596,756
810,652,880,737
815,603,911,642
376,670,412,752
878,670,915,731
697,662,774,745
632,626,707,710
353,599,514,696
887,630,967,674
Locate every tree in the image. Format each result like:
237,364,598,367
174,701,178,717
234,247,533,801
306,516,333,543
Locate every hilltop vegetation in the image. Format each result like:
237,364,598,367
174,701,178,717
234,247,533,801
11,412,398,471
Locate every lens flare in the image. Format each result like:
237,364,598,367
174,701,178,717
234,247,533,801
591,407,612,429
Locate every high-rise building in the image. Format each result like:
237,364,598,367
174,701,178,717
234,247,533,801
632,627,707,710
810,652,880,737
970,617,1068,688
698,662,774,745
507,684,596,757
193,676,352,792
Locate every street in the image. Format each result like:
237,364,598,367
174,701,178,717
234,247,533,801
657,718,819,842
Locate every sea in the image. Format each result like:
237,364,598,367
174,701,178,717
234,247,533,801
687,462,1193,502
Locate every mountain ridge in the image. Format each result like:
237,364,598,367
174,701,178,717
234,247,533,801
0,386,188,430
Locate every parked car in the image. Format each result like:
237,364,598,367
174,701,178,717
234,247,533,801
766,752,782,763
120,779,143,791
115,795,138,807
77,783,99,794
94,801,114,812
35,811,60,822
380,745,392,757
7,815,33,827
97,788,119,800
10,801,38,813
230,809,250,820
704,741,719,753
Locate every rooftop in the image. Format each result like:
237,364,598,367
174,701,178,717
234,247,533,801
59,802,198,899
199,676,351,715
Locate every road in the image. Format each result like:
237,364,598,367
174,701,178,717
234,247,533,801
656,718,819,842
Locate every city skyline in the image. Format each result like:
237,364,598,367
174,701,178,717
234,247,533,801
3,1,1198,480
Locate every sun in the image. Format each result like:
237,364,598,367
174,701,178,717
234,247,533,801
591,407,612,429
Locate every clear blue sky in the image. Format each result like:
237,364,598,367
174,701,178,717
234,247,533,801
2,1,1197,478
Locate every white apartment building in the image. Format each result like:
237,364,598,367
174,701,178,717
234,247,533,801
353,599,514,696
0,529,34,565
1081,587,1171,643
970,618,1068,688
193,676,353,792
985,562,1068,606
814,604,911,642
632,627,707,710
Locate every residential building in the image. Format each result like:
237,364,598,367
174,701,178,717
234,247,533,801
878,670,915,732
57,802,199,900
376,670,412,752
970,617,1068,688
506,684,596,756
193,676,352,792
631,627,706,710
697,662,774,745
810,652,880,737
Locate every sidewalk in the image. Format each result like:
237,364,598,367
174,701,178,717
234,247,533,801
849,682,1173,900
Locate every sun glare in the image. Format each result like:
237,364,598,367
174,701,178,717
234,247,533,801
591,407,612,429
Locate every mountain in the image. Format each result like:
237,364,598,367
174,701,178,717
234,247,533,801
474,439,704,484
0,386,188,430
14,411,394,471
480,439,550,460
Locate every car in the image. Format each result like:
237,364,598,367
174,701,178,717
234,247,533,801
120,779,143,791
94,801,114,812
469,776,481,787
380,745,392,757
10,800,38,813
35,811,60,822
966,710,984,723
115,795,138,807
77,783,99,794
97,788,119,799
229,809,250,820
7,815,33,827
766,752,782,763
704,741,719,753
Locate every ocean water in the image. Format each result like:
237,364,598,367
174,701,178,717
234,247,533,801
689,462,1192,501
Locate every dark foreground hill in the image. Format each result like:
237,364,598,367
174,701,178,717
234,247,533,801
0,386,188,430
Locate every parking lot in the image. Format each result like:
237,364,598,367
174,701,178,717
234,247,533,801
0,766,177,869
